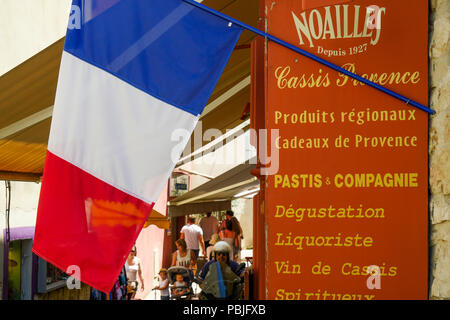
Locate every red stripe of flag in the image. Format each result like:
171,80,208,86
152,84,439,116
32,151,154,293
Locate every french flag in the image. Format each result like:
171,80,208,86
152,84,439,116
32,0,242,293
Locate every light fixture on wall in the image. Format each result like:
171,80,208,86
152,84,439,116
5,180,11,242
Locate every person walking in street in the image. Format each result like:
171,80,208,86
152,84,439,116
125,245,144,300
153,268,170,300
90,266,128,300
199,212,219,250
219,219,235,261
220,210,243,261
171,238,196,280
180,216,206,259
171,238,197,269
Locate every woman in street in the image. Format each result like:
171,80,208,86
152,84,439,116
125,245,144,300
219,219,235,261
171,238,197,269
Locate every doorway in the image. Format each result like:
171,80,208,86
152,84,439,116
7,239,33,300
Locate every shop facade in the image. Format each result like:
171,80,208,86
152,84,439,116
0,0,448,300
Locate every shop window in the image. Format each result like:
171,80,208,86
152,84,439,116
5,239,66,298
170,173,189,197
46,263,68,289
37,258,68,293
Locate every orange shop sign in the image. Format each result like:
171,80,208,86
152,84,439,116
264,0,429,300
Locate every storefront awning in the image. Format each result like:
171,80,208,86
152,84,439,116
143,209,170,230
168,159,258,217
0,38,64,181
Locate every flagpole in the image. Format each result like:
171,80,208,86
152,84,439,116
182,0,434,115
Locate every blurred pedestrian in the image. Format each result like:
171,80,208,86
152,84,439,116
153,268,170,300
125,245,144,300
199,212,219,249
90,266,127,300
180,216,206,258
171,238,196,269
219,219,235,261
220,210,243,260
171,273,188,296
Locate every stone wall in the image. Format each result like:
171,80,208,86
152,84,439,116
429,0,450,300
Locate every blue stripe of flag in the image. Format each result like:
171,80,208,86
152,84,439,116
65,0,242,116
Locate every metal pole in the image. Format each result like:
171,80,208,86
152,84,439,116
182,0,435,115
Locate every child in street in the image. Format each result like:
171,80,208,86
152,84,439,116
171,273,188,296
153,268,170,300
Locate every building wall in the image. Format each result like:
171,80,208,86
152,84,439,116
429,0,450,300
0,0,71,299
0,181,41,299
0,0,71,76
0,181,41,227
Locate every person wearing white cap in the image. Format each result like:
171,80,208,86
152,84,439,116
197,241,244,281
